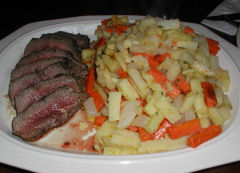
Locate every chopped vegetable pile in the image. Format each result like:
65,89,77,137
81,15,232,155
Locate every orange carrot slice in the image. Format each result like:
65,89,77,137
138,127,154,142
166,81,182,99
92,91,105,112
148,68,168,86
94,115,107,126
127,126,139,132
201,82,217,107
206,38,220,56
85,67,95,95
118,68,128,78
153,118,172,140
148,68,181,98
188,125,222,148
95,37,106,49
136,97,147,107
184,26,194,34
167,119,202,139
148,56,159,68
175,75,191,94
101,19,110,27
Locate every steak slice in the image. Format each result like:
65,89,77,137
24,36,81,62
15,75,81,114
9,62,69,106
17,49,78,67
42,31,90,50
10,57,66,81
9,59,88,107
12,86,86,141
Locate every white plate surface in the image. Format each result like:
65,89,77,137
1,15,240,173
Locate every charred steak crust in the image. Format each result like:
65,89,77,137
9,31,90,141
41,31,90,50
17,49,76,67
24,37,80,61
24,30,90,63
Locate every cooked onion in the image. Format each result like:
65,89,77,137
83,97,98,117
131,114,150,127
117,101,140,129
184,109,196,121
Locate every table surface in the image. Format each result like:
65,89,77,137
1,0,240,172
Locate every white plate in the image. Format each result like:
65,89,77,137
1,15,240,173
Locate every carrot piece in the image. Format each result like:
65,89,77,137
85,67,104,111
115,24,134,35
153,118,172,140
115,28,122,35
147,53,171,68
167,119,202,139
94,115,107,126
148,56,159,68
101,19,110,27
121,96,127,103
116,25,129,32
131,52,161,68
142,111,149,117
92,90,105,112
166,81,182,99
155,53,169,64
157,34,162,39
136,97,147,107
175,75,191,94
188,125,222,148
148,68,167,86
106,27,114,34
138,127,154,141
158,42,163,47
128,126,139,132
104,87,117,94
85,67,95,95
206,38,220,56
118,68,128,78
184,26,194,34
95,37,106,49
148,68,181,98
201,82,217,107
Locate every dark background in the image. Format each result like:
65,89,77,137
1,0,240,172
0,0,223,39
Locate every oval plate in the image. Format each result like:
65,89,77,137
1,15,240,173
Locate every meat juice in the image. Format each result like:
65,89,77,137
35,109,97,153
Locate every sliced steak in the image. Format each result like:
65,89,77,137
42,31,90,50
24,36,81,62
10,31,90,142
12,86,86,141
60,57,88,87
17,49,77,66
15,75,81,114
9,59,88,107
10,57,66,81
9,62,69,106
